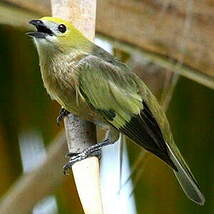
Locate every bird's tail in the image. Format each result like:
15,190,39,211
166,144,205,205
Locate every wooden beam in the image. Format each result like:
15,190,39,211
1,0,214,81
96,0,214,78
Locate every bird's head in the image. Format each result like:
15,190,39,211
27,17,90,53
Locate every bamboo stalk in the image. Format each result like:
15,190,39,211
51,1,103,214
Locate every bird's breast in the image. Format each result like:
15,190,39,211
39,58,101,122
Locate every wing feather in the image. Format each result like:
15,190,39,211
76,53,204,205
77,55,174,168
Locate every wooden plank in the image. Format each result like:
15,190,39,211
1,0,214,80
96,0,214,77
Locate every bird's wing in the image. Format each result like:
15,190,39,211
142,84,205,204
76,55,205,205
76,55,175,169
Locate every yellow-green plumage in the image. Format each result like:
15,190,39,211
28,17,205,205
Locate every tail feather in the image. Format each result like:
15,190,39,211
166,144,205,205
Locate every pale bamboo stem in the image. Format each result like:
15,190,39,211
51,1,103,214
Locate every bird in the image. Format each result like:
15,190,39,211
27,17,205,205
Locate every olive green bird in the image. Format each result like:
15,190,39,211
27,17,205,205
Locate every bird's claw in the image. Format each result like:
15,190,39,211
63,149,102,175
63,139,110,175
56,108,70,126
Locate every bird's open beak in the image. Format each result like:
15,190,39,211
27,20,53,38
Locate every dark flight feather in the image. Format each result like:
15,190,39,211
119,101,177,171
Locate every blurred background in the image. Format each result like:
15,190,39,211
0,0,213,214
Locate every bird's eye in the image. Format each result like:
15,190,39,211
58,24,66,33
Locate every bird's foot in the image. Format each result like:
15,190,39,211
56,108,70,126
63,139,111,175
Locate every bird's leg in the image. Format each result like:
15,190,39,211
56,108,70,126
63,128,120,175
63,139,111,175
